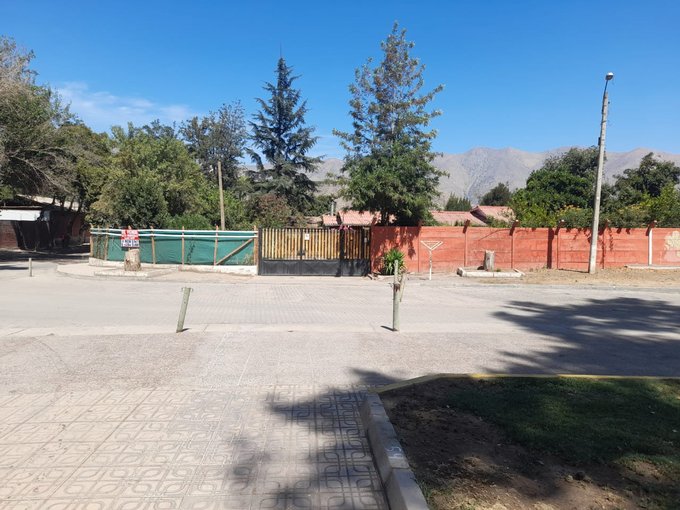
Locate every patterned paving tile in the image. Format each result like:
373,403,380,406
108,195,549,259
0,386,388,509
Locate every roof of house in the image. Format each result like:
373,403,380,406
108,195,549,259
322,211,380,227
431,210,486,226
470,205,514,223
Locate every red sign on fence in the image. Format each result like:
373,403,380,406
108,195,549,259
121,229,140,248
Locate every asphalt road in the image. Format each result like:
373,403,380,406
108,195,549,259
1,262,679,384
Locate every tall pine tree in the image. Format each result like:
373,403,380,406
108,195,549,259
248,57,321,214
333,23,444,225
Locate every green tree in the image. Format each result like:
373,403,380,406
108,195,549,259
612,153,680,206
444,193,471,211
0,37,75,198
246,193,298,228
182,102,247,188
248,58,320,214
91,123,212,227
334,23,444,225
480,182,512,206
511,147,599,226
648,184,680,227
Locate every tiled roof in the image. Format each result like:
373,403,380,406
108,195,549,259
470,205,514,223
321,211,380,227
430,210,486,226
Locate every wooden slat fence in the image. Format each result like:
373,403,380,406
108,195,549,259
260,228,370,260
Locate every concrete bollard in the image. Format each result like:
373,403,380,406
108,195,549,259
176,287,193,333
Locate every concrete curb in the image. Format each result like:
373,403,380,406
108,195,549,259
360,394,429,510
88,258,257,275
457,267,524,278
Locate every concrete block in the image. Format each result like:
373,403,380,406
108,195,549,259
386,468,430,510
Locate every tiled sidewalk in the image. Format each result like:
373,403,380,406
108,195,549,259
0,386,387,509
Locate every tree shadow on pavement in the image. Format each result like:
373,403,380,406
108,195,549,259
491,296,680,376
240,369,400,509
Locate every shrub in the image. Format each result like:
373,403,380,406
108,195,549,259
381,248,406,275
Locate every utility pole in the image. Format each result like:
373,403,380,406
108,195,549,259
588,72,614,274
217,161,226,230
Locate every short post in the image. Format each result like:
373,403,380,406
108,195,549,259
28,257,33,277
392,261,400,332
151,227,156,265
483,250,495,271
176,287,193,333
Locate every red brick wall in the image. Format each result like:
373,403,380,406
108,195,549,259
0,221,19,250
371,226,680,273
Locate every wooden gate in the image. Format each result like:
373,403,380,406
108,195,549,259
258,227,371,276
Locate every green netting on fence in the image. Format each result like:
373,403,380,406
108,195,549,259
90,229,256,266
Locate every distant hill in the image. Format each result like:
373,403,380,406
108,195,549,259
310,147,680,206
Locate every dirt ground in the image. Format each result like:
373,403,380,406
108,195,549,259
509,267,680,287
381,379,679,510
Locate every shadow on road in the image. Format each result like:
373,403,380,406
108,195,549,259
492,296,680,376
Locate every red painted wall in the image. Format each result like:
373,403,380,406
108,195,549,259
371,226,680,273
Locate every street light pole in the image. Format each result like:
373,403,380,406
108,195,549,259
588,72,614,274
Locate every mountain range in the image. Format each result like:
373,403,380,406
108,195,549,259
312,147,680,206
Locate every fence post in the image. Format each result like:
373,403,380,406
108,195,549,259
181,226,185,269
647,220,657,266
510,220,519,269
213,225,218,266
104,227,109,261
253,225,259,267
151,227,156,265
601,220,609,268
463,220,470,267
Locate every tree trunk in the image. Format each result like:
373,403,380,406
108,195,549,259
124,248,141,271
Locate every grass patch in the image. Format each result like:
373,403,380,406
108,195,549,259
449,377,680,472
382,376,680,509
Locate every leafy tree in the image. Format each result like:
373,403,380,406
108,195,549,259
248,58,320,214
246,193,298,228
334,23,444,225
647,184,680,227
182,102,247,187
305,194,336,216
91,123,212,227
511,147,599,226
444,193,471,211
480,182,512,206
0,37,75,198
95,170,169,228
612,153,680,206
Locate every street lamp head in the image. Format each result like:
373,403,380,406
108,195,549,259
605,72,614,81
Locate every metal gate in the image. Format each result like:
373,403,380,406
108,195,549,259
258,227,371,276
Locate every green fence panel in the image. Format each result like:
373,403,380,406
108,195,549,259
154,237,183,264
90,229,256,266
138,236,153,263
106,236,124,261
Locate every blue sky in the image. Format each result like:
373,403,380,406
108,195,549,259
2,0,679,157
